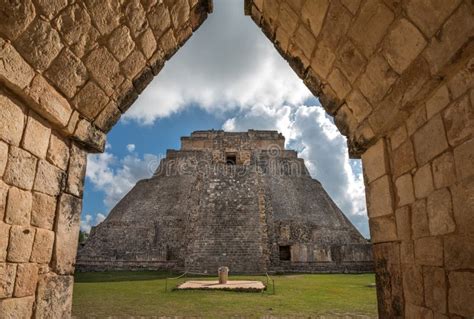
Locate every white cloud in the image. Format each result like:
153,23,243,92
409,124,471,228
80,213,107,233
126,144,136,152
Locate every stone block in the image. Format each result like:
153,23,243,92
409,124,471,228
327,68,352,100
107,25,135,62
0,296,34,319
121,50,147,80
3,146,38,190
402,264,424,306
0,141,7,177
426,85,450,119
383,18,427,74
448,59,474,100
33,0,68,19
341,0,360,15
395,173,415,207
34,274,74,318
0,263,16,298
292,24,315,61
115,80,139,113
148,4,171,36
47,132,69,171
395,206,411,240
53,4,99,58
448,271,474,317
362,138,388,183
0,93,26,146
414,236,443,266
94,101,122,133
73,81,109,121
0,222,9,260
413,164,434,199
348,0,394,58
45,48,88,98
53,193,82,274
346,89,372,123
334,104,358,137
7,226,35,263
423,3,474,74
0,41,36,90
73,119,106,152
413,115,449,166
432,151,456,189
359,54,398,105
392,139,416,177
0,0,35,40
160,28,179,60
389,124,407,151
426,188,455,236
451,177,474,234
22,112,51,159
66,144,87,197
170,0,190,29
31,192,56,230
411,199,430,239
423,266,447,314
15,18,63,71
26,75,72,128
444,234,474,270
0,181,7,221
13,263,38,297
405,303,434,319
369,215,397,243
443,95,474,147
278,2,298,35
138,28,157,59
84,46,124,96
84,0,121,35
406,106,427,136
33,159,64,196
311,45,336,79
5,187,32,226
124,0,148,38
400,241,415,264
453,138,474,181
30,228,54,264
367,175,394,218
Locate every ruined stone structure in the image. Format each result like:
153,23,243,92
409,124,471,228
77,130,373,274
0,0,472,317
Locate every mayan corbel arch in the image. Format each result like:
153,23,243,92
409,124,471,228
0,0,472,318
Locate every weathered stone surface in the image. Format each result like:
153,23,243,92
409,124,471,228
390,124,407,151
346,89,372,123
277,2,298,35
22,112,51,159
32,0,68,19
361,139,388,183
121,50,147,80
301,0,328,39
395,206,411,240
33,159,64,196
444,234,474,270
34,274,74,318
124,0,148,37
414,236,443,266
413,164,434,199
5,187,32,226
328,68,351,100
448,271,474,317
107,25,135,62
453,138,474,181
170,0,190,29
7,226,35,263
73,81,109,121
45,48,88,98
26,75,72,128
0,0,35,40
392,140,416,177
15,19,63,71
432,151,456,189
405,303,434,319
447,59,473,100
359,54,398,105
406,106,427,136
451,177,474,234
66,144,87,197
84,0,121,35
426,85,450,119
84,46,124,96
31,192,56,230
413,115,449,166
423,266,446,314
73,119,106,152
0,222,10,260
370,215,397,243
0,40,35,90
94,101,122,133
0,263,16,298
148,4,171,36
395,173,415,207
348,0,394,58
411,199,430,239
367,175,394,218
13,263,38,297
53,193,82,274
443,95,474,147
159,28,179,59
138,28,157,59
0,296,34,319
47,132,69,171
426,188,455,236
0,92,26,146
3,146,37,190
383,18,427,74
30,228,54,264
402,264,424,306
400,241,415,264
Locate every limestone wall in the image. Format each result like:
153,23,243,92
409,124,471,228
0,0,211,317
246,0,473,317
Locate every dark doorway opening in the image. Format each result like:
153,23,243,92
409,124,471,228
279,245,291,261
226,154,237,165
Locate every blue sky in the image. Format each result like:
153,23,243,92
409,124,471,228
81,0,370,237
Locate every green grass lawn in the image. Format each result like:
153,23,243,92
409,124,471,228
72,271,377,318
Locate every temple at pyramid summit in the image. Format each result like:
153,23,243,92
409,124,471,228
77,130,373,273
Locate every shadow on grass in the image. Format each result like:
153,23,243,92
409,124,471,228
74,271,216,283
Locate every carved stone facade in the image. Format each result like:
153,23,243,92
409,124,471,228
77,130,373,273
0,0,472,317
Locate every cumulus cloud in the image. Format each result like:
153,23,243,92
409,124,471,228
80,213,107,233
126,144,136,152
125,0,311,124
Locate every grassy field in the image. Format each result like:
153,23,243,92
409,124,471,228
72,271,377,318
